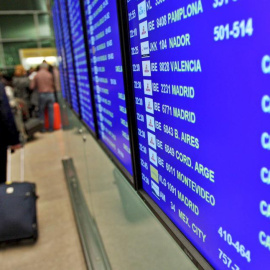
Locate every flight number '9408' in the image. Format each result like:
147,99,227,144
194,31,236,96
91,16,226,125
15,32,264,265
156,15,167,28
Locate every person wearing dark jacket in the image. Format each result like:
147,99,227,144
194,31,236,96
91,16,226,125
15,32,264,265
0,82,21,183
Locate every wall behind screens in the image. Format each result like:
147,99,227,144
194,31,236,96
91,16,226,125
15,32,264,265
84,0,133,176
127,0,270,269
59,0,80,114
67,0,95,133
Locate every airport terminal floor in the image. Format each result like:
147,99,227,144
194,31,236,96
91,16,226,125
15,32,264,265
0,109,196,270
0,131,86,270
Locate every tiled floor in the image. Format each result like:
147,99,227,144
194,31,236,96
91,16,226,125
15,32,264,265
0,130,86,270
64,116,198,270
0,122,198,270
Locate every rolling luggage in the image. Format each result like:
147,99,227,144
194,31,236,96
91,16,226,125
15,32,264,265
52,102,62,130
24,118,43,137
0,148,38,243
44,102,62,130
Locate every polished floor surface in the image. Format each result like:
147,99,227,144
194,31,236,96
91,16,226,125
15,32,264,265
0,131,86,270
0,121,198,270
63,108,198,270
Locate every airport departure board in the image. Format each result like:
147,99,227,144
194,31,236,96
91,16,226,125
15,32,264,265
84,0,133,175
52,6,61,91
52,1,68,101
59,0,80,114
68,0,96,132
127,1,270,269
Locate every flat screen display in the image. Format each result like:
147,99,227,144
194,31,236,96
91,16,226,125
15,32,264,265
84,0,133,175
59,0,80,114
68,0,96,132
127,0,270,269
52,1,68,101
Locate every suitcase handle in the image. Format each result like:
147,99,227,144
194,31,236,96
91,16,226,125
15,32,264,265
20,147,24,182
7,147,25,184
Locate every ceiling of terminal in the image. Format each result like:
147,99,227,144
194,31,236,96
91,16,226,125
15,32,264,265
0,0,49,11
0,0,54,71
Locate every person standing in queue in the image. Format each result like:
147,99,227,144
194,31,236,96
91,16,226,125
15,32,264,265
12,65,30,110
0,82,21,184
30,63,55,132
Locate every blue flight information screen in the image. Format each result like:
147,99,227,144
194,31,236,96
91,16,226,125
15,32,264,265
84,0,133,175
127,0,270,269
52,1,68,101
59,0,79,114
52,5,62,94
68,0,96,132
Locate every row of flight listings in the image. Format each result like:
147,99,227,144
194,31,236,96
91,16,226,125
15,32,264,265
52,0,270,269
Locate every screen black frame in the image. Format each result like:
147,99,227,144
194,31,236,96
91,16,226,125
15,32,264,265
59,0,81,118
53,0,72,105
76,0,98,139
53,0,218,268
65,0,98,136
78,0,135,186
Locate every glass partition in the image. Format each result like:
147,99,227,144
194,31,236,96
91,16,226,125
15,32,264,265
62,104,197,270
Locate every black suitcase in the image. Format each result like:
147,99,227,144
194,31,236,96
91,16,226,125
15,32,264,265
24,118,43,137
0,148,38,243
